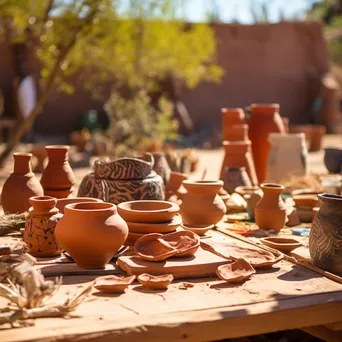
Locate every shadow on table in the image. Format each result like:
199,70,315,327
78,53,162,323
277,264,320,281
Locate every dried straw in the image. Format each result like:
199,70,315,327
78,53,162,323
0,213,26,236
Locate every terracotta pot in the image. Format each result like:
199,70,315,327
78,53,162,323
221,166,252,194
40,145,75,191
223,124,249,142
220,141,258,185
56,197,103,214
309,194,342,274
44,187,74,199
24,196,63,257
266,133,308,183
152,153,171,185
310,125,326,151
261,237,302,253
254,183,287,232
127,215,181,234
165,172,187,200
180,180,226,225
247,189,263,221
222,108,246,140
55,202,128,269
1,153,44,214
248,104,286,183
324,148,342,174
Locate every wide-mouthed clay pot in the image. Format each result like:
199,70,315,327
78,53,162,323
1,153,44,214
216,258,256,283
180,180,226,225
324,148,342,174
221,166,252,194
254,183,287,232
24,196,63,257
55,202,128,269
127,215,182,234
309,193,342,274
261,237,302,253
94,275,136,294
137,273,174,289
165,172,188,200
161,230,200,257
77,153,165,204
56,197,103,214
181,223,214,236
117,200,179,223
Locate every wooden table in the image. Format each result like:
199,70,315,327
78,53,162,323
1,229,342,342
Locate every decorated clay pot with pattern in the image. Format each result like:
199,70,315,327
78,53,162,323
24,196,63,257
77,153,164,204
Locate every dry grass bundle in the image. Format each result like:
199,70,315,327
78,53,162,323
0,213,26,236
282,174,323,194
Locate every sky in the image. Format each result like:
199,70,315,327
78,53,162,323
177,0,316,23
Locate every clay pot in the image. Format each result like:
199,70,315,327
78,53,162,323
127,215,181,234
216,258,255,283
309,194,342,274
56,197,103,214
220,141,258,185
180,180,226,225
312,207,319,221
181,223,214,236
44,188,74,199
247,189,263,221
221,167,252,194
29,145,47,173
162,230,200,257
24,196,63,257
292,194,319,208
261,237,302,254
324,148,342,174
222,108,246,140
254,183,287,232
1,153,44,214
117,200,179,223
223,124,249,142
289,125,326,152
165,172,188,200
55,202,128,269
266,133,308,183
94,275,136,294
152,153,171,185
234,186,260,199
137,273,174,289
40,145,75,191
248,104,286,183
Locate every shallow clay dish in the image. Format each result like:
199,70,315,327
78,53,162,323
181,223,214,236
134,233,177,261
162,230,200,257
261,237,302,254
137,273,174,289
94,275,136,293
127,215,182,234
216,258,256,283
117,200,179,223
56,197,102,214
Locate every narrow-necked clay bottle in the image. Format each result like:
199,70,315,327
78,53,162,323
180,180,226,225
1,153,44,214
254,183,287,232
248,104,285,183
55,202,128,269
24,196,63,257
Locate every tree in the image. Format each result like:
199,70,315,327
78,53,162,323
0,0,222,164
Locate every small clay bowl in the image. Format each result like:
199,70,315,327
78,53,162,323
261,237,302,254
56,197,103,214
127,215,182,234
216,258,256,283
292,194,319,208
181,223,214,236
94,275,136,293
134,233,177,261
117,200,179,223
137,273,174,289
161,230,200,257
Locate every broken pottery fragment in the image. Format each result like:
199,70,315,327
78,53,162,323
94,275,136,293
161,230,200,257
216,258,256,283
137,273,174,289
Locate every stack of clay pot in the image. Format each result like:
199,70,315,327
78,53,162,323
40,145,75,199
117,200,181,246
220,108,258,192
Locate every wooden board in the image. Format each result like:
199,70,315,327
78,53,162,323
117,247,228,279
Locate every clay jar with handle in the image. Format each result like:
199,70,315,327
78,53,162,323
309,194,342,274
254,183,287,232
220,141,258,186
1,153,44,214
180,180,226,225
24,196,63,257
55,202,128,269
40,145,75,194
248,104,286,183
222,108,246,140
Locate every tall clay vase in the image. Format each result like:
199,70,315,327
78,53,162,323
221,167,252,194
180,180,226,225
309,194,342,274
24,196,63,257
1,153,44,213
55,202,128,269
266,133,308,183
220,141,258,186
254,183,287,232
222,108,246,140
248,104,286,183
40,145,75,198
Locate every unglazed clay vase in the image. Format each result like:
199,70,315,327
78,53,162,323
266,133,308,183
55,202,128,269
165,172,187,200
24,196,63,257
248,104,286,183
223,124,249,142
180,180,226,225
222,108,246,140
1,153,44,214
309,194,342,274
220,141,258,185
78,153,164,204
221,167,252,194
254,183,287,232
152,153,171,185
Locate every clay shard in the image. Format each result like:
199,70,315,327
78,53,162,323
94,275,136,293
216,258,256,283
137,273,174,289
161,230,200,257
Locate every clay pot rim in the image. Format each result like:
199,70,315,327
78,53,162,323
65,201,116,213
30,196,56,203
318,193,342,202
118,200,179,214
57,197,103,205
96,154,153,167
235,185,260,195
13,152,33,158
260,183,284,191
183,180,223,186
221,107,244,113
169,171,188,178
128,215,182,228
251,103,280,111
261,237,302,247
45,145,70,150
